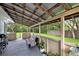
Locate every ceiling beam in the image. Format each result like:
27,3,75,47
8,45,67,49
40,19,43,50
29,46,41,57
33,3,51,16
7,13,31,26
9,13,33,26
1,5,36,26
14,19,31,26
4,8,35,25
48,3,61,16
12,3,45,21
31,8,38,20
48,3,61,12
2,7,30,26
30,6,79,27
61,3,72,11
1,5,38,24
33,3,61,18
13,4,41,22
5,8,37,24
22,4,39,22
0,4,39,23
9,13,34,23
23,3,38,20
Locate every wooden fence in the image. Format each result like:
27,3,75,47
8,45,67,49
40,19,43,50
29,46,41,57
7,32,16,41
33,34,61,55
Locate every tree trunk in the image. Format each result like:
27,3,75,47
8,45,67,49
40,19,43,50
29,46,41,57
71,29,75,39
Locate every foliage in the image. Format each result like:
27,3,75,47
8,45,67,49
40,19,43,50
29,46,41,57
37,42,44,49
48,22,61,30
31,22,61,34
65,17,79,39
34,27,39,33
7,23,28,32
41,25,47,34
65,17,79,31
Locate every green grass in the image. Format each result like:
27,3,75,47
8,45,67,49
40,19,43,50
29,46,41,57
33,33,61,41
16,32,22,38
65,38,79,45
32,32,79,45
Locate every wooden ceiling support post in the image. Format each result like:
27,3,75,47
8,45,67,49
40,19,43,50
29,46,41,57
39,24,41,43
39,24,41,34
60,16,65,56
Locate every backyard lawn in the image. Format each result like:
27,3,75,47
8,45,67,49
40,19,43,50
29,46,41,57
65,38,79,45
16,32,22,38
32,33,79,45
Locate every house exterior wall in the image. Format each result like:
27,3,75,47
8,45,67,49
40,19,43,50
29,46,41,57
0,19,5,34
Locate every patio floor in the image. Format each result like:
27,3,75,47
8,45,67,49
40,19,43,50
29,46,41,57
1,39,42,56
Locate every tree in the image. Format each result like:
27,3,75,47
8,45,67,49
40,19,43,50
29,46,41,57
48,22,61,30
7,23,28,32
65,17,79,39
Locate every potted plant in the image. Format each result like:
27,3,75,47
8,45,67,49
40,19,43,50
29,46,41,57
37,42,45,53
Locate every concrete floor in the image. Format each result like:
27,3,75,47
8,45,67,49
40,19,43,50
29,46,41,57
1,40,42,56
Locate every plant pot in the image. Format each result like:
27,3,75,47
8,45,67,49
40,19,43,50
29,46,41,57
40,48,45,53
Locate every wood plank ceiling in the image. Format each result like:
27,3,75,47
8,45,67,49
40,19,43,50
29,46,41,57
0,3,79,26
